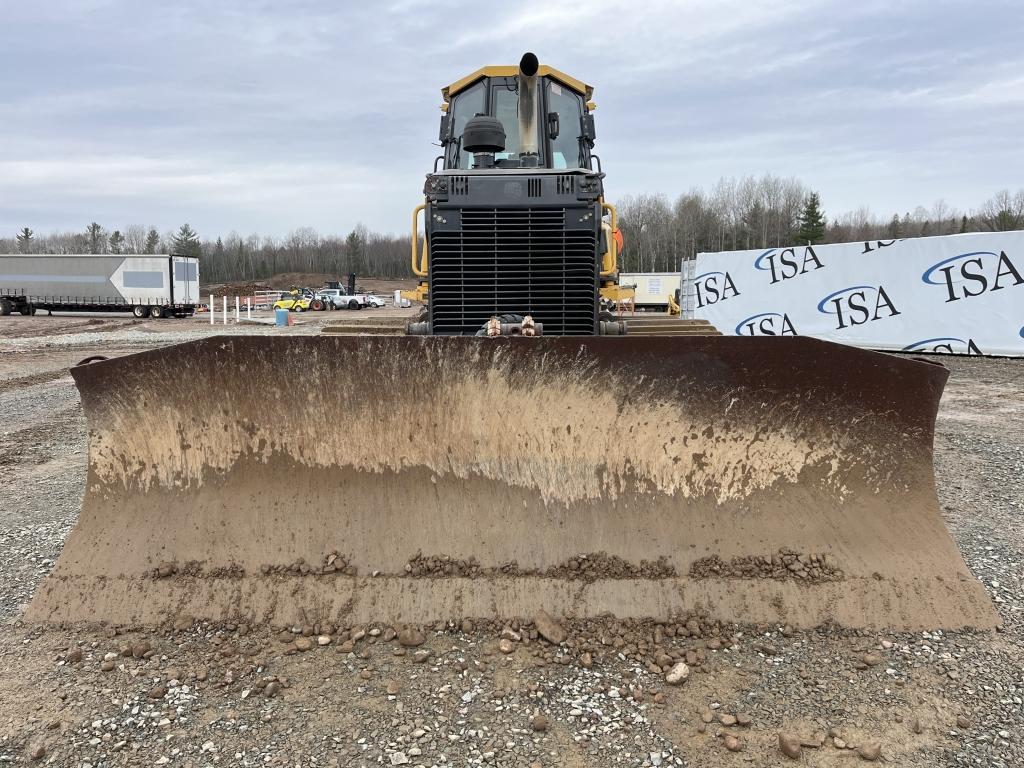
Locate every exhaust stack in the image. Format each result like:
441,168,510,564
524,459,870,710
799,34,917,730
518,52,539,157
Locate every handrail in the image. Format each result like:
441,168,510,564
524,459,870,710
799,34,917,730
600,201,618,276
411,204,427,277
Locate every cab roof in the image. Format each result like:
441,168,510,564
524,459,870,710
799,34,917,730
442,65,593,104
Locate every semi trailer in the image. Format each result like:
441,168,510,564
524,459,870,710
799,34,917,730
0,254,199,318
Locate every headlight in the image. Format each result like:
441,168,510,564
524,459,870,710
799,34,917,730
423,176,449,195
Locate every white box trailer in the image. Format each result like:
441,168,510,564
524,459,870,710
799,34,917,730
618,271,681,309
0,254,199,318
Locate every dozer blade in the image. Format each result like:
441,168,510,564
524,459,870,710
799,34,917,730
28,336,998,630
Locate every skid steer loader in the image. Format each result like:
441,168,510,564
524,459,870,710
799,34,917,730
28,55,998,631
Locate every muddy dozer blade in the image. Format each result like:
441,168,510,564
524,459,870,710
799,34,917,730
27,336,998,630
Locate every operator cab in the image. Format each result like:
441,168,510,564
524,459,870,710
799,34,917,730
439,53,598,173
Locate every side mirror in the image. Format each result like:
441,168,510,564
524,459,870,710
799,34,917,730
547,111,560,140
580,114,596,145
438,114,451,143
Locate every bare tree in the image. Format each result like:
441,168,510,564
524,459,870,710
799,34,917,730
124,224,147,254
978,189,1024,232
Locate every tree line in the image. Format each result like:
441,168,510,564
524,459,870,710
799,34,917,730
615,179,1024,273
3,223,411,283
4,181,1023,280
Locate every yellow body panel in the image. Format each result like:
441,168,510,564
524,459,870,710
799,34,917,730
443,65,593,102
400,282,430,303
667,292,681,316
273,297,311,311
599,284,635,303
600,202,618,277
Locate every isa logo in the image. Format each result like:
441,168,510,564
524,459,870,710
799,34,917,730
693,271,740,308
753,246,824,284
922,250,1024,302
902,337,983,355
734,312,797,336
817,285,900,330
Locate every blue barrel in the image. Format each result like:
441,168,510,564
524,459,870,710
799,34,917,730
275,308,289,327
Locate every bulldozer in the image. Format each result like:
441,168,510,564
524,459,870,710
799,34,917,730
28,55,998,632
402,52,629,335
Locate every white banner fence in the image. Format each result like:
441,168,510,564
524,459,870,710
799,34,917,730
689,231,1024,356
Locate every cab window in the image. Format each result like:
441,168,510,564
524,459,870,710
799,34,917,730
547,80,586,169
491,84,522,161
448,80,486,169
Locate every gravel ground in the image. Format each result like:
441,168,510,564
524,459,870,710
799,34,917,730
0,333,1021,767
0,307,416,350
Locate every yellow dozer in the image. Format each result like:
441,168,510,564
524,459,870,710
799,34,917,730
28,55,998,632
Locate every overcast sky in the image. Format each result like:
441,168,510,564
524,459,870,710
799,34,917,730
3,0,1022,238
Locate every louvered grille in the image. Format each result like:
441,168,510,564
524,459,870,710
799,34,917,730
429,207,598,335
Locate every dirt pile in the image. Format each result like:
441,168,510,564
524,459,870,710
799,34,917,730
690,549,844,582
404,552,676,581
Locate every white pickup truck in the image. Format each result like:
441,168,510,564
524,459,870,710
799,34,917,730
317,287,386,310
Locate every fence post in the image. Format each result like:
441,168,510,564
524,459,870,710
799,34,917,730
235,296,240,323
210,294,214,325
222,296,227,326
247,297,251,320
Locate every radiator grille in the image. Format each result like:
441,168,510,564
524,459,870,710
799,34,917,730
429,207,598,335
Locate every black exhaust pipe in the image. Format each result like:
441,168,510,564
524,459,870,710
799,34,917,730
518,52,540,156
519,52,539,77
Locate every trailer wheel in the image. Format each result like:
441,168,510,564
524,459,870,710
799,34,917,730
132,305,151,318
19,305,32,316
150,306,164,319
0,299,10,316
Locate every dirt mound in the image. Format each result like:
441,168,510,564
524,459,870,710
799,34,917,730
201,274,417,297
264,272,337,290
202,280,270,298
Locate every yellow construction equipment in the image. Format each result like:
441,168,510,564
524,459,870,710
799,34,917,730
667,292,681,316
28,55,998,632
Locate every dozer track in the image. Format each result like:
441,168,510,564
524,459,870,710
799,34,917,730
27,336,999,630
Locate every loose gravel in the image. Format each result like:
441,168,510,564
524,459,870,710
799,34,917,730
0,338,1020,767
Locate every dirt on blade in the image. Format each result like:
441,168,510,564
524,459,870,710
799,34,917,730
26,336,997,630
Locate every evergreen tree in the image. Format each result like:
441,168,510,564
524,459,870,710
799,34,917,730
108,230,125,254
959,215,970,234
797,192,826,244
993,208,1017,231
171,223,201,257
901,212,913,236
345,225,368,273
144,228,160,254
86,222,105,254
887,214,901,238
15,227,34,253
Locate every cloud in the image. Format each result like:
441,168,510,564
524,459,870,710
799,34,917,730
1,0,1022,236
